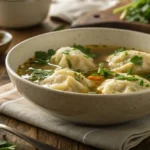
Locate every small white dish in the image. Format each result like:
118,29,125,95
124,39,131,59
0,0,51,28
0,30,12,54
5,28,150,125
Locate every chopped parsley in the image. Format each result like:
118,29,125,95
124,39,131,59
98,63,114,78
62,51,70,55
99,63,104,68
66,59,72,68
84,54,89,58
27,67,54,81
72,44,97,58
113,0,150,24
74,72,83,81
113,47,126,55
89,92,97,94
140,79,144,86
127,67,133,75
32,49,55,65
125,51,129,56
0,140,16,150
115,74,139,81
130,55,143,65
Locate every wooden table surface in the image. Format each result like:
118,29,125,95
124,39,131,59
0,17,150,150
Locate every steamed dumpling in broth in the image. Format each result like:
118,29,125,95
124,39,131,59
97,74,150,94
107,50,150,74
51,47,96,71
18,45,150,94
41,68,95,92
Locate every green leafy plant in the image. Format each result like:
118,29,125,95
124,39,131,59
114,0,150,23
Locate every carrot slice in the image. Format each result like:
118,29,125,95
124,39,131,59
88,76,104,81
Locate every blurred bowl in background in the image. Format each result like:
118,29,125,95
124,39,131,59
0,0,51,28
0,30,12,54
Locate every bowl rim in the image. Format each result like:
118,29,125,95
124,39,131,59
6,27,150,97
0,30,13,47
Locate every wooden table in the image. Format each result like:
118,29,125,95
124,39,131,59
0,17,150,150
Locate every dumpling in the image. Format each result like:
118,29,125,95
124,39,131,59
51,47,96,71
107,50,150,74
41,68,95,93
97,74,150,94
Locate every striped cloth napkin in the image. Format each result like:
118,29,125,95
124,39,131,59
0,83,150,150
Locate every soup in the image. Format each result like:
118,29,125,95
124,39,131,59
17,45,150,94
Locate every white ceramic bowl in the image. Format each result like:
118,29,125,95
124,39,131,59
6,28,150,125
0,0,51,28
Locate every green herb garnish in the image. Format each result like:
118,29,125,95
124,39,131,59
74,72,83,81
62,51,70,55
113,47,126,55
98,64,114,78
66,59,72,68
89,92,97,94
113,0,150,24
115,74,139,81
125,51,129,56
28,67,54,81
140,79,144,86
72,44,97,58
84,54,89,58
33,49,55,65
130,55,143,65
0,141,16,150
127,67,133,75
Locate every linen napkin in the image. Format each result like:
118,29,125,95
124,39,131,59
49,0,120,23
0,83,150,150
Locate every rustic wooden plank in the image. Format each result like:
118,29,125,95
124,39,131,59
0,116,37,150
57,135,78,150
0,113,150,150
6,118,36,150
78,143,98,150
37,128,59,148
72,0,131,27
0,114,10,141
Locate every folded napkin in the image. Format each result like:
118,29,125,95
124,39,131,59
49,0,120,23
0,83,150,150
